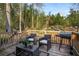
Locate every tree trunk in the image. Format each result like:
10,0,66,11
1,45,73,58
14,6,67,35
32,14,34,28
36,14,39,29
31,4,34,29
6,3,11,32
46,12,51,29
32,11,34,29
19,4,22,33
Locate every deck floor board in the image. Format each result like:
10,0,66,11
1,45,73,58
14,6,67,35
0,44,71,56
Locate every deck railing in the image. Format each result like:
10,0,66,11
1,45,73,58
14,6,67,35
0,32,26,49
52,35,70,45
0,30,71,50
26,30,71,45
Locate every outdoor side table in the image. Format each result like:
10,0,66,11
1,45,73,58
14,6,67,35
56,32,71,50
16,44,39,56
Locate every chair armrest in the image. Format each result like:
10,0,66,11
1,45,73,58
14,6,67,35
39,37,45,41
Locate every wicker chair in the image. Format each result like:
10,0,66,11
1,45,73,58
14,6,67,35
39,34,51,51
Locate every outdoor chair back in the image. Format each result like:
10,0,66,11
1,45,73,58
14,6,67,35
26,33,37,44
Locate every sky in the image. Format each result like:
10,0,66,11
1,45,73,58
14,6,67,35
42,3,72,16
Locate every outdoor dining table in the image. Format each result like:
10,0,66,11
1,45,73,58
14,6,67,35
56,32,72,50
57,32,71,39
57,32,79,43
57,32,79,39
56,32,79,55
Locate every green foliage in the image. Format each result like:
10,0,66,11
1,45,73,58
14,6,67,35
0,3,6,32
0,3,79,32
66,9,79,27
10,4,20,31
20,40,31,46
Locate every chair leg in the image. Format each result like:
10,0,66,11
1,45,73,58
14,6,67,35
47,53,49,56
59,39,62,50
33,41,36,45
69,39,72,50
39,43,41,47
47,44,51,51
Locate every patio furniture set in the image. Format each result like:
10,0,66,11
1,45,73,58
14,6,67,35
16,33,51,56
16,32,79,56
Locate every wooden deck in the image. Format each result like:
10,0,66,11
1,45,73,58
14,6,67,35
0,43,71,56
0,31,72,56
